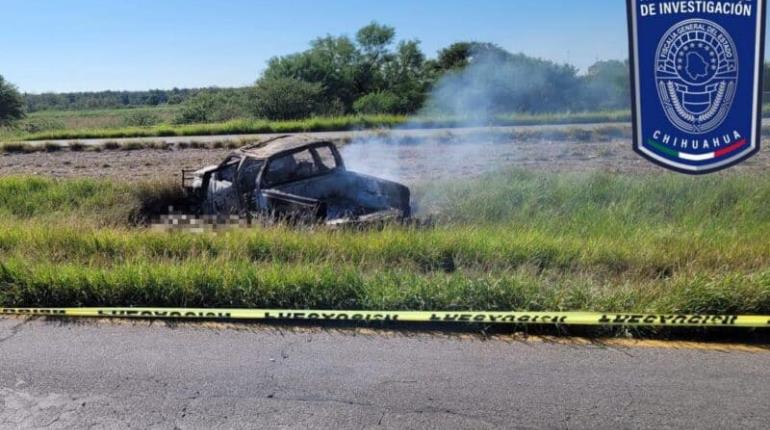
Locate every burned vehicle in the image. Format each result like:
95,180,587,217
183,135,410,224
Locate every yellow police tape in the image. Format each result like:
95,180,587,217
1,307,769,328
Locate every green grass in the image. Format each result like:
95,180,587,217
0,106,178,141
0,171,769,315
1,103,769,142
0,124,633,154
0,109,634,142
29,106,177,129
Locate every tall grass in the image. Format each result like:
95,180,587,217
1,257,768,314
5,111,635,142
2,104,770,142
0,176,185,226
0,172,769,313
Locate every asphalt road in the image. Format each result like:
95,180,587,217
1,318,769,429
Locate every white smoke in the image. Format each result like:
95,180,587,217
340,51,535,184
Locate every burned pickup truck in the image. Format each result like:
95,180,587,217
183,135,410,224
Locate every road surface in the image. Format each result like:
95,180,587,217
1,318,769,429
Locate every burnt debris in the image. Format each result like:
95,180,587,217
183,135,411,225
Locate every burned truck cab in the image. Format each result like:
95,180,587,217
185,135,410,224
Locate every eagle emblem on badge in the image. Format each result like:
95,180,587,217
655,19,739,135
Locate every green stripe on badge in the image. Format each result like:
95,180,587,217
647,139,678,158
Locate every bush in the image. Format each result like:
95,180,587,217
174,93,217,124
122,110,161,127
174,90,251,124
577,60,630,111
20,117,66,133
353,91,401,115
0,75,25,125
315,97,347,117
252,77,324,120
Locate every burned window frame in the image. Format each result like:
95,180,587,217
235,158,264,193
260,143,343,187
213,155,242,183
313,144,339,171
234,157,264,211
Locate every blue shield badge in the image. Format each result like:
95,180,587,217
627,1,767,174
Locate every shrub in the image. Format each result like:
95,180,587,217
252,77,324,120
0,75,25,125
122,110,161,127
353,91,401,115
174,90,251,124
21,117,65,133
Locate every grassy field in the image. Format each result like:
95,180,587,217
1,103,770,142
0,108,632,141
0,171,769,315
0,123,632,155
0,107,179,139
1,102,769,142
26,106,179,129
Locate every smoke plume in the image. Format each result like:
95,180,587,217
341,50,540,184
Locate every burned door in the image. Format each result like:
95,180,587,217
259,149,327,219
205,155,242,214
235,157,263,212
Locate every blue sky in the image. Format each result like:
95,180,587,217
5,0,629,93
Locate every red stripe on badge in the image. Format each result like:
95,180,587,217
715,140,747,158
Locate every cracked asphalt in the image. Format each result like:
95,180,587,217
1,318,769,429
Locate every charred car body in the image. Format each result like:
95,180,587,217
183,135,410,224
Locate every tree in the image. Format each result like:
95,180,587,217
434,42,507,72
251,77,324,120
355,22,397,97
263,35,361,112
580,60,630,110
260,22,430,114
356,22,395,60
24,88,201,111
353,91,401,114
0,75,25,124
174,89,251,124
382,40,430,112
426,45,582,115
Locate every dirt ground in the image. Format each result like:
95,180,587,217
2,134,770,185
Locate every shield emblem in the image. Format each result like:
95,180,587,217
655,19,738,135
627,1,766,174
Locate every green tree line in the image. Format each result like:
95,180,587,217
12,22,770,126
24,87,207,112
172,23,632,123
